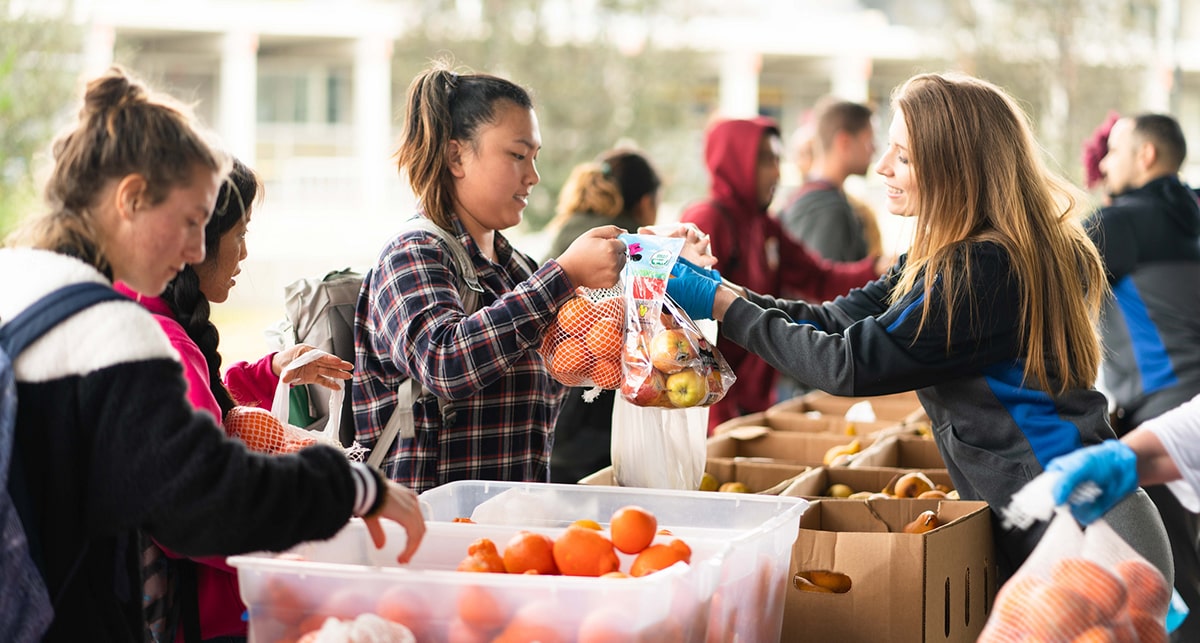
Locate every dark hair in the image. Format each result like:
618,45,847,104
598,149,661,217
395,61,534,229
161,158,260,418
815,101,873,152
17,66,227,275
1133,113,1187,172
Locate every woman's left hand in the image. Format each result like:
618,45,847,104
273,344,353,390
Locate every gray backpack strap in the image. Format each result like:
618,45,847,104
369,217,484,467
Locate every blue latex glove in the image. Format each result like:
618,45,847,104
1045,439,1139,525
666,260,719,320
673,256,722,284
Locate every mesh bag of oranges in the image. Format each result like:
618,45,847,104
539,285,627,392
615,233,735,409
979,507,1172,642
226,349,367,460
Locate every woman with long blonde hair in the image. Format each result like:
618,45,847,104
665,72,1172,583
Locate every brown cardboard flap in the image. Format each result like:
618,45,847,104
850,434,946,469
771,390,926,423
578,458,811,494
706,431,874,467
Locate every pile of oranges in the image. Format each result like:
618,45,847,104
455,505,692,579
541,294,626,389
979,556,1169,642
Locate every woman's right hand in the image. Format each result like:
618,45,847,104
363,480,427,564
556,225,627,289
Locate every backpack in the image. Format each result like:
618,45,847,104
0,282,127,642
281,217,482,464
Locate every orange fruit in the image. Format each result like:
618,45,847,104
572,519,602,530
550,337,594,381
668,538,692,563
589,358,622,389
610,505,657,554
553,525,620,577
1051,558,1127,619
558,296,596,336
503,531,559,575
493,601,571,643
600,571,629,579
1113,558,1170,616
452,517,476,524
630,542,688,577
376,586,428,639
457,538,506,573
447,617,495,643
1004,577,1095,639
1128,611,1168,643
457,584,510,633
1072,626,1117,642
225,406,286,453
278,436,318,453
577,607,640,643
260,577,310,626
585,317,623,360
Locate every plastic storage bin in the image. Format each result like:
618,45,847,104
230,518,726,642
418,480,809,643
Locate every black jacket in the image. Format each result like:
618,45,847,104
1087,175,1200,425
2,249,361,642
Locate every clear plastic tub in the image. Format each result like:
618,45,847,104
417,480,809,642
230,518,726,642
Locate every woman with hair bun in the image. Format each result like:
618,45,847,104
0,66,424,642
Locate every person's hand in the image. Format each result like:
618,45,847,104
1046,440,1139,525
666,260,720,320
638,223,717,269
556,225,627,289
675,256,721,284
362,480,426,564
274,344,353,390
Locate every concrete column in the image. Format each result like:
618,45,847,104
219,31,259,166
718,50,761,118
829,55,872,103
354,34,393,213
82,23,115,79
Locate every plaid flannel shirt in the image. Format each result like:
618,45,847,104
353,215,573,493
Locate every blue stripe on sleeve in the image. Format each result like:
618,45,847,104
886,293,925,333
983,362,1083,466
1113,277,1179,395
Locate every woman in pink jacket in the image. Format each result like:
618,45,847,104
116,159,351,643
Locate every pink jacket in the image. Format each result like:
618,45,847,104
115,284,278,640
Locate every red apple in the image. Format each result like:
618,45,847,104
622,368,668,406
666,369,708,408
648,328,697,374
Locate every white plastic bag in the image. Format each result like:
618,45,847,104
269,349,367,461
610,395,707,489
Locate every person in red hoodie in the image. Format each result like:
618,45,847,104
680,116,884,432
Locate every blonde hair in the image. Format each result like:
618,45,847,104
890,73,1106,394
550,162,623,228
10,66,228,275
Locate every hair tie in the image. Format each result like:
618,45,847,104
600,162,613,178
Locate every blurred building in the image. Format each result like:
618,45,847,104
65,0,1200,317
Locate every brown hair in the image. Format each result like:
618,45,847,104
11,66,228,276
551,162,623,226
890,73,1106,394
395,61,533,229
815,100,873,153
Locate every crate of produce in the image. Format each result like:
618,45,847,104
418,480,809,642
230,517,728,642
706,428,874,467
850,434,947,469
769,390,926,424
580,458,811,494
778,465,957,500
713,409,902,439
783,498,995,642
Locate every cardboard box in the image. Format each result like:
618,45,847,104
580,458,812,494
706,429,873,468
770,390,926,424
850,434,947,469
776,466,955,499
783,499,995,642
715,409,902,438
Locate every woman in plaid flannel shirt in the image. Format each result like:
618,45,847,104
352,62,628,493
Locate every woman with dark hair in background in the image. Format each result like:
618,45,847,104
546,149,662,482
